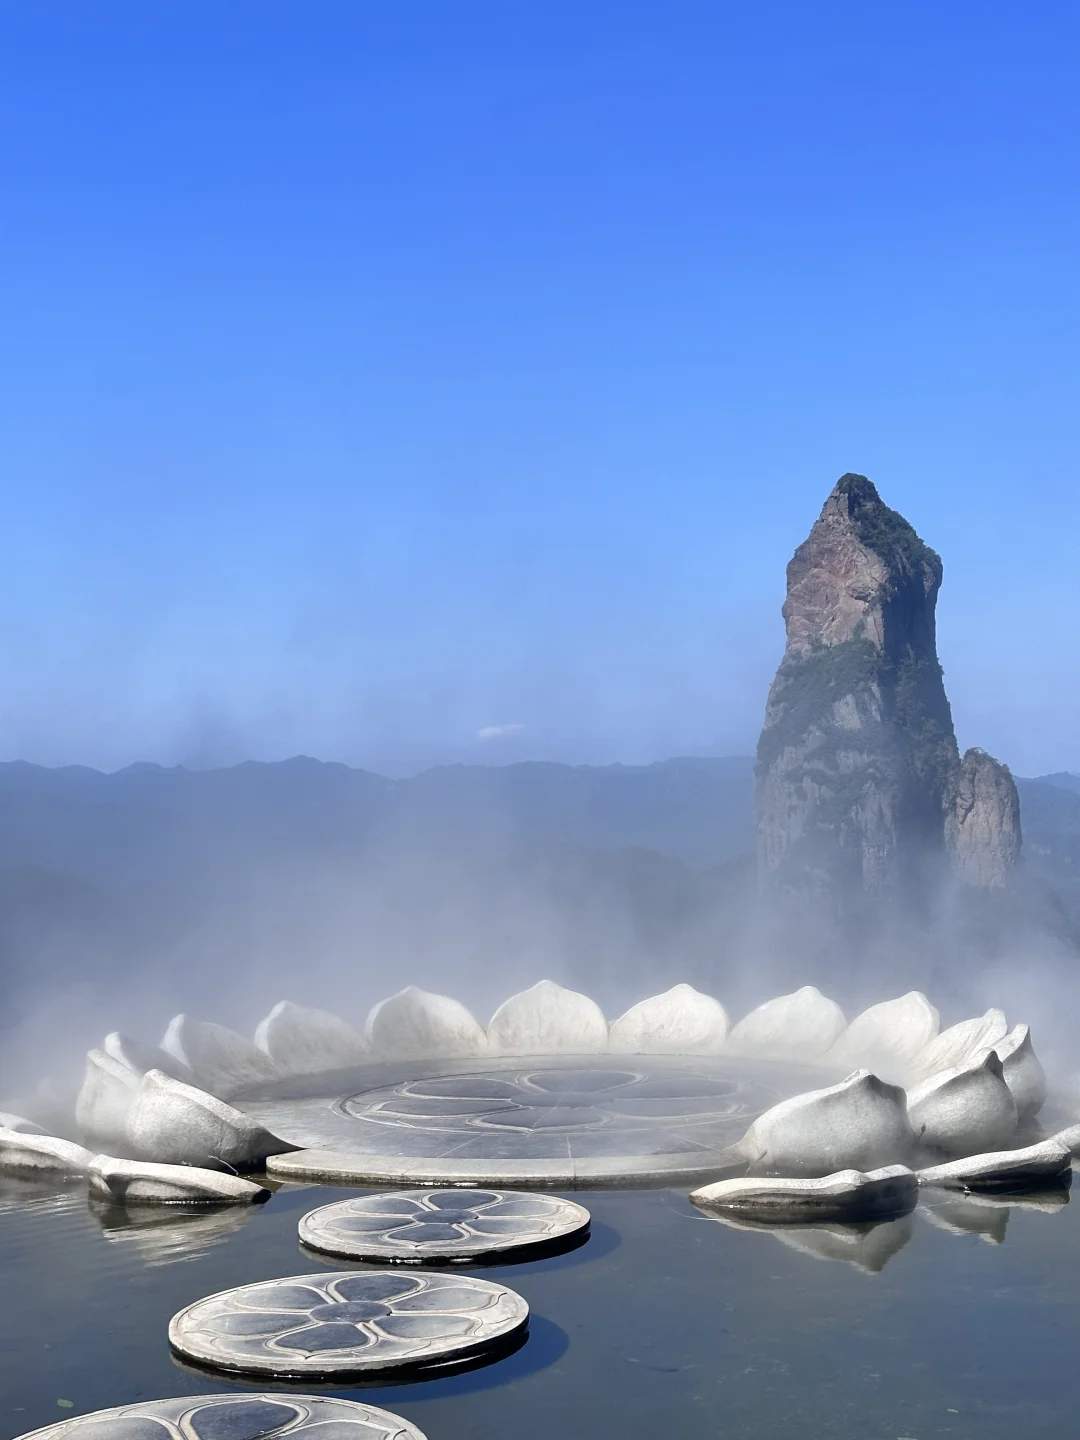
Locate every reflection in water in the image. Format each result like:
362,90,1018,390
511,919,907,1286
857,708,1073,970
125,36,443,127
88,1197,262,1267
920,1185,1070,1246
0,1174,85,1221
701,1210,914,1273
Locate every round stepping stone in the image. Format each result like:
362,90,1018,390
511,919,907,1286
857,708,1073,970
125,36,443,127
299,1187,591,1263
14,1393,426,1439
169,1269,529,1377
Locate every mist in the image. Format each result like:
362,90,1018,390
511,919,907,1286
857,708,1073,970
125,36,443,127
2,751,1078,1121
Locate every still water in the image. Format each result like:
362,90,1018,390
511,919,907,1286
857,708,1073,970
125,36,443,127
1,1172,1077,1439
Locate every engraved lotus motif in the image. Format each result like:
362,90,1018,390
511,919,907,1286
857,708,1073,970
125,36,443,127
299,1187,590,1261
169,1269,528,1376
347,1064,749,1135
19,1393,424,1440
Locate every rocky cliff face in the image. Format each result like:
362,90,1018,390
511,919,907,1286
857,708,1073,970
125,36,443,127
756,474,1020,900
946,748,1022,888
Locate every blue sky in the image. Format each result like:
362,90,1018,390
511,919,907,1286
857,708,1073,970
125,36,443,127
1,2,1077,775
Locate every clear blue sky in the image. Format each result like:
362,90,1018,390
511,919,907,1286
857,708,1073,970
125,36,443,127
1,2,1077,776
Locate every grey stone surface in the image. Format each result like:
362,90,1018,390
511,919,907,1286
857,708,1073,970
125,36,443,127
105,1030,195,1082
251,1053,823,1186
727,986,846,1058
909,1008,1008,1081
906,1051,1018,1156
366,987,486,1059
608,984,729,1054
691,1164,917,1222
735,1069,915,1177
161,1014,276,1097
1050,1122,1080,1157
0,1126,94,1177
829,992,940,1078
985,1023,1047,1119
487,980,608,1055
88,1153,270,1205
126,1070,294,1170
169,1269,529,1377
917,1139,1072,1192
299,1187,590,1263
256,1000,368,1074
14,1393,427,1440
0,1112,45,1135
75,1048,139,1146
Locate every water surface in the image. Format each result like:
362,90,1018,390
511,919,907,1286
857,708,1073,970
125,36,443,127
1,1172,1077,1439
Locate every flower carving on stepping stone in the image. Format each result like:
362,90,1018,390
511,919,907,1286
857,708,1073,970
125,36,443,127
14,1393,427,1440
342,1063,758,1136
299,1187,591,1263
169,1270,529,1377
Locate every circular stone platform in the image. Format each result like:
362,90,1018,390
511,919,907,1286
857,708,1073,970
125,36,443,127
169,1270,529,1378
245,1053,835,1186
299,1187,591,1263
16,1394,426,1440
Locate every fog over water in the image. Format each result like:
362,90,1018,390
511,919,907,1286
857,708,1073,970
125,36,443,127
1,752,1077,1118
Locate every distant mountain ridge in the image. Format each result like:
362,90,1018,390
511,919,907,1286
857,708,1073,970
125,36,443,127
0,753,1076,1090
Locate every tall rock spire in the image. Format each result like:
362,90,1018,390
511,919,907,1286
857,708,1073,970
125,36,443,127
755,474,1019,900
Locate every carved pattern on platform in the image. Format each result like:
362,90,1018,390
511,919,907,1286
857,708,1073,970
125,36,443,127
168,1269,529,1377
300,1187,590,1262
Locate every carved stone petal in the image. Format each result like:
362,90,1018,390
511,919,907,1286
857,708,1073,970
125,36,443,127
255,1000,368,1074
727,986,846,1057
738,1069,914,1177
917,1139,1070,1192
691,1163,917,1222
75,1048,140,1146
986,1023,1047,1119
88,1153,269,1204
366,987,487,1059
907,1051,1018,1156
160,1014,276,1098
487,980,608,1055
608,984,728,1054
829,992,940,1077
909,1009,1008,1081
0,1126,95,1177
125,1070,294,1170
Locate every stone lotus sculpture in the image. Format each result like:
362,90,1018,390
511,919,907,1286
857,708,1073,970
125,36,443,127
0,1111,46,1135
88,1154,269,1205
487,979,608,1055
125,1070,294,1171
829,992,940,1078
909,1008,1008,1080
0,1126,95,1177
367,986,487,1059
106,1031,194,1084
906,1052,1019,1157
75,1049,141,1147
256,1001,368,1073
726,985,846,1057
983,1023,1047,1118
691,1164,917,1223
917,1139,1072,1192
727,1069,916,1178
161,1015,276,1098
0,977,1067,1202
608,983,729,1054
